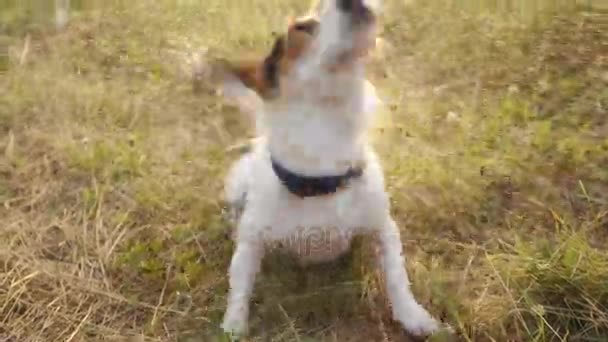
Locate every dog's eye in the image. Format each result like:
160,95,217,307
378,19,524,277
292,19,319,35
294,23,314,34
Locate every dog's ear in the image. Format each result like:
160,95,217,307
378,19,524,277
211,36,286,103
203,59,261,121
212,59,262,98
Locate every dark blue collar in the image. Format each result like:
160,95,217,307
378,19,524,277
270,157,363,197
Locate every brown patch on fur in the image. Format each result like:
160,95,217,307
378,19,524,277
211,37,284,99
212,58,265,94
287,15,320,35
280,16,319,78
226,60,264,91
216,15,320,99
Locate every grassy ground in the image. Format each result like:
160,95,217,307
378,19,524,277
1,1,607,341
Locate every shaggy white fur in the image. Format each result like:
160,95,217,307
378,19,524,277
218,0,442,338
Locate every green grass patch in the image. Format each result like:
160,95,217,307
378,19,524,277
0,1,606,341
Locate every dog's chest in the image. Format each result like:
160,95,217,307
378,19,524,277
261,191,367,264
266,222,355,265
265,104,370,177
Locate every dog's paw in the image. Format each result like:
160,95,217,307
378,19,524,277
426,325,457,342
218,330,243,342
221,316,248,341
398,304,441,337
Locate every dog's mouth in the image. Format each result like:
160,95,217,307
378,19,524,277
333,0,378,64
337,0,377,27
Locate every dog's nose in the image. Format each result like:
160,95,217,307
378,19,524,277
336,0,355,12
336,0,375,25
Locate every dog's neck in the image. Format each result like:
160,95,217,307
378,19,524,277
260,63,378,177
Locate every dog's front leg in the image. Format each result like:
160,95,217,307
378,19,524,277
376,217,440,337
222,239,264,337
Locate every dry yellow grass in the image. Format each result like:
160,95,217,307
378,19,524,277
1,1,607,341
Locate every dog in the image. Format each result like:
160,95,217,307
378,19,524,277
212,0,442,338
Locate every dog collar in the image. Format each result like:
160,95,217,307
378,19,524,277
270,157,364,197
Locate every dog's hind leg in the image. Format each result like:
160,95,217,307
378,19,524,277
376,217,441,337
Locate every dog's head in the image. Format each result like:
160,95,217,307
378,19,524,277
213,0,380,108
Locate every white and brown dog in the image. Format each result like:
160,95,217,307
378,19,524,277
213,0,442,338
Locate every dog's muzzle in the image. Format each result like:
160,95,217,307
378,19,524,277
271,157,364,197
337,0,376,27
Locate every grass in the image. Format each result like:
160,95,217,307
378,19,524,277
1,0,607,341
